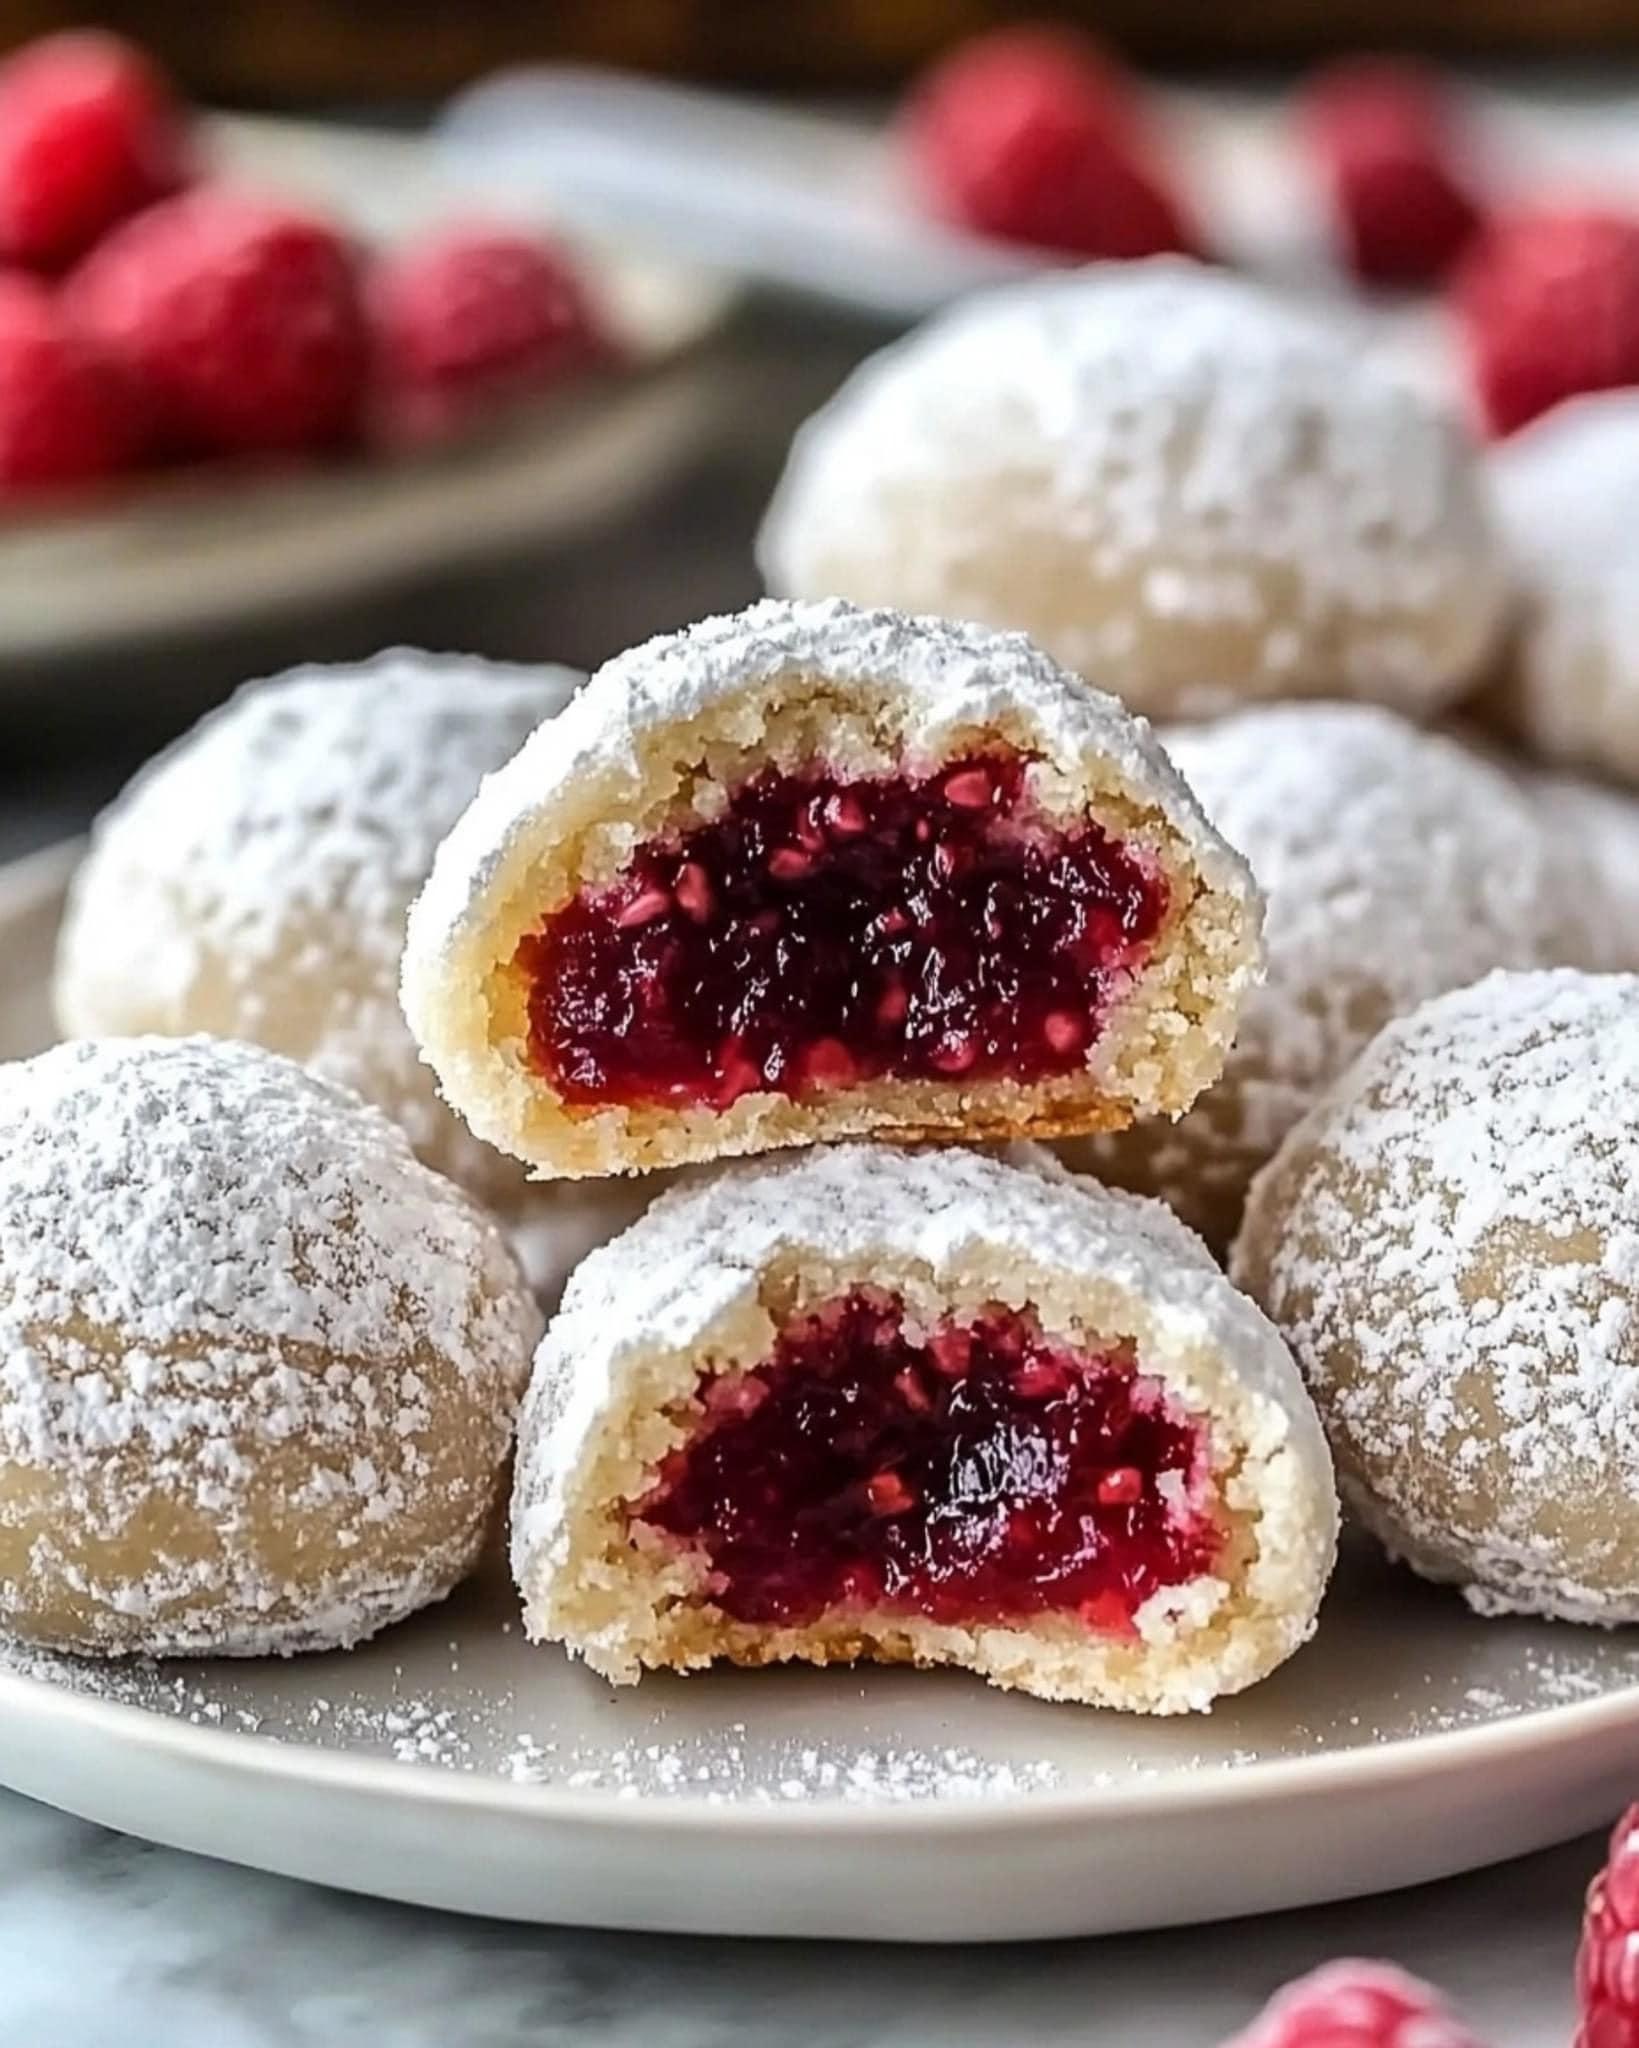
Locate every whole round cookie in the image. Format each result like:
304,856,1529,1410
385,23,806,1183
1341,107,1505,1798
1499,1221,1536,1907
54,649,579,1204
1234,969,1639,1625
1063,704,1566,1252
514,1143,1334,1713
1487,390,1639,785
0,1037,540,1658
758,260,1506,721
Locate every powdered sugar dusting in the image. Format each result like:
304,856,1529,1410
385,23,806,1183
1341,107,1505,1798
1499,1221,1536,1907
1530,773,1639,974
499,1728,1063,1803
0,1036,539,1656
1488,392,1639,781
1490,388,1639,588
54,650,578,1183
7,1553,1635,1799
514,1141,1327,1599
1237,968,1639,1622
759,260,1504,715
404,595,1256,989
1082,705,1567,1237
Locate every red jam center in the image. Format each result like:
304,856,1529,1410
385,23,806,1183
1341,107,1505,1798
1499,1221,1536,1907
516,751,1168,1109
635,1292,1219,1634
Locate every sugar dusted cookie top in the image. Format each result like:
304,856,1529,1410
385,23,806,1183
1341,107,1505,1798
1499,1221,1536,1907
0,1036,539,1658
406,595,1254,971
759,260,1506,720
513,1142,1334,1714
520,1141,1321,1515
55,648,579,1196
401,598,1264,1179
1236,967,1639,1624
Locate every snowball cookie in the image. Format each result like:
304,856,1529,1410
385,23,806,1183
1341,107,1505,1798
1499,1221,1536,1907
758,259,1507,721
1487,390,1639,786
1062,704,1567,1253
403,597,1263,1180
1530,772,1639,973
0,1037,541,1659
1235,970,1639,1625
512,1143,1335,1713
54,649,580,1206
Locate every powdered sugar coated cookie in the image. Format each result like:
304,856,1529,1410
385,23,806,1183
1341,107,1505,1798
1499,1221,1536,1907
0,1036,540,1657
1235,969,1639,1624
760,260,1506,720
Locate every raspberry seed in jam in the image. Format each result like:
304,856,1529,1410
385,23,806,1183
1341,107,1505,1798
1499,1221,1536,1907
635,1292,1218,1633
515,750,1168,1110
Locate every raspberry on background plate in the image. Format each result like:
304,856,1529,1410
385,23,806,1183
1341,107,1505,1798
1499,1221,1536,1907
367,224,608,447
899,25,1199,261
1455,208,1639,436
1577,1805,1639,2047
0,31,192,273
0,270,141,496
1298,58,1484,289
1221,1958,1487,2048
64,189,369,458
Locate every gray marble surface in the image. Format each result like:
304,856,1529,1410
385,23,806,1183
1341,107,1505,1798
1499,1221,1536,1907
0,1785,1583,2045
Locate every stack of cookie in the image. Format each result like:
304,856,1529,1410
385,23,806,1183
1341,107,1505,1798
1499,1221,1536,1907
391,594,1342,1713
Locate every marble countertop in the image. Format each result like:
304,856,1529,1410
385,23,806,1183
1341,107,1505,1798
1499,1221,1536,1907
0,1786,1582,2045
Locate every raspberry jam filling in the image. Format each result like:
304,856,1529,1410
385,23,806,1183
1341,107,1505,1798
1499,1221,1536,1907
516,751,1168,1109
634,1292,1220,1634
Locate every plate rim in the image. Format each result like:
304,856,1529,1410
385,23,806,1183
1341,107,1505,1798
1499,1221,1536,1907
5,1638,1639,1838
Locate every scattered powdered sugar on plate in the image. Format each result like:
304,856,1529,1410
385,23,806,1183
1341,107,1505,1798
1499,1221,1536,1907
498,1729,1063,1804
8,1555,1639,1805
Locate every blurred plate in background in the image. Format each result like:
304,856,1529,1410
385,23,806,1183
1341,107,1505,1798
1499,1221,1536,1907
0,115,736,671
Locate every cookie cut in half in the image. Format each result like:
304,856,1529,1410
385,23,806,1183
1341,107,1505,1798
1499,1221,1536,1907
402,599,1262,1178
511,1145,1336,1712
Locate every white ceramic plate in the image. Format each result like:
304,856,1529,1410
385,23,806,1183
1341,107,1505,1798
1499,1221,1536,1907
0,117,735,667
4,842,1639,1940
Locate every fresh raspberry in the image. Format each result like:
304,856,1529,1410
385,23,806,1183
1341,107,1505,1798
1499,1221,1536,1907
1454,208,1639,436
0,32,192,272
1299,59,1483,288
0,271,141,496
900,27,1199,261
1576,1805,1639,2047
65,190,367,457
366,224,607,446
1221,1959,1487,2048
